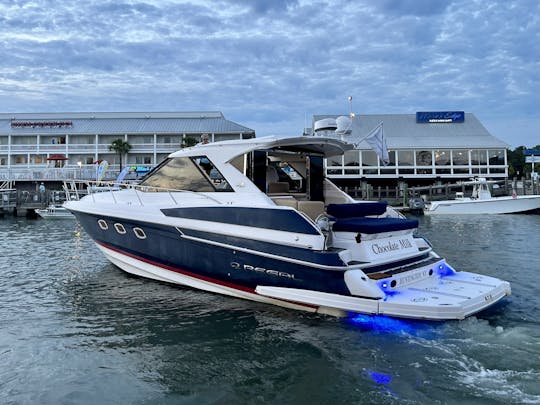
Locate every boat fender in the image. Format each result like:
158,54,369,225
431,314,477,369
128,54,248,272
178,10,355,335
344,270,385,299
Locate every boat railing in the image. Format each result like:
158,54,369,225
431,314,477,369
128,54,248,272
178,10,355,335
63,180,223,206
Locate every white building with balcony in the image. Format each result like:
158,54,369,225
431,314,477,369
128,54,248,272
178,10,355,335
0,111,255,181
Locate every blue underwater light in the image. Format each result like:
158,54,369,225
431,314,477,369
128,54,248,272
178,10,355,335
368,370,392,385
347,313,412,333
346,313,439,340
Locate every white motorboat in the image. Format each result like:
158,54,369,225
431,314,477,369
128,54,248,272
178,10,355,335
425,177,540,215
35,204,75,219
65,137,511,320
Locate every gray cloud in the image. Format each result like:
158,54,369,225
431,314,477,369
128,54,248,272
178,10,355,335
0,0,538,147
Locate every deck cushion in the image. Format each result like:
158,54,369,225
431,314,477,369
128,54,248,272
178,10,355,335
326,202,388,218
332,217,418,234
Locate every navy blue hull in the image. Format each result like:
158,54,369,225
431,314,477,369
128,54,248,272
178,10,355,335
74,211,353,296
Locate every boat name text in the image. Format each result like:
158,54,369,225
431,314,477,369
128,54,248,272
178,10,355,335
371,238,413,254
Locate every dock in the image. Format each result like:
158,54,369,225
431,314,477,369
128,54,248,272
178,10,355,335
0,180,77,217
349,178,539,207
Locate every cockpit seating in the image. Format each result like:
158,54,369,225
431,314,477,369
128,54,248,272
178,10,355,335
326,202,418,234
268,182,290,194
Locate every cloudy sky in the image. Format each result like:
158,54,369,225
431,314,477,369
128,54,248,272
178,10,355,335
1,0,538,148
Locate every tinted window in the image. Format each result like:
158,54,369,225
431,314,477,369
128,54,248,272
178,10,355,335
193,156,233,191
140,157,232,192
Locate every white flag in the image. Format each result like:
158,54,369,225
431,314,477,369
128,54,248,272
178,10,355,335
357,123,390,166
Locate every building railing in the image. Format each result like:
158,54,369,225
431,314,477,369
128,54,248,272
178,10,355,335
0,166,119,181
0,142,181,154
0,163,155,182
326,164,508,178
1,143,181,158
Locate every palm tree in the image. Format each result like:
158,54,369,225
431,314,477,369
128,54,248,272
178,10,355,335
182,136,198,148
108,139,132,171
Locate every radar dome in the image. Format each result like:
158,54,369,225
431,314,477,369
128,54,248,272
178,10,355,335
335,116,352,134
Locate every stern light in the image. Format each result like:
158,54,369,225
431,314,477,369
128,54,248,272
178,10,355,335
437,262,455,277
379,278,397,290
378,279,398,296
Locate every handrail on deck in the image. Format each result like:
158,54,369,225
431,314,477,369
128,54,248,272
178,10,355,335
63,180,224,206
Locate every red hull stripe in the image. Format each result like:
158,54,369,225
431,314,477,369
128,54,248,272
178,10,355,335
96,240,256,293
96,241,318,309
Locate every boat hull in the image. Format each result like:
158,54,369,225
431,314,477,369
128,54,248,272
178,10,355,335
96,242,325,314
35,207,75,219
97,240,510,320
73,210,511,320
74,210,352,295
425,195,540,214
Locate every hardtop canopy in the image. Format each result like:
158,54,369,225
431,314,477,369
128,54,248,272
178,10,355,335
169,136,353,163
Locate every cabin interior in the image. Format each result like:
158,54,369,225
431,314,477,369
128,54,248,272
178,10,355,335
232,148,352,221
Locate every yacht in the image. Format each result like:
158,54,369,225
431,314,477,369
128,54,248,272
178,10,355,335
65,136,511,320
425,177,540,214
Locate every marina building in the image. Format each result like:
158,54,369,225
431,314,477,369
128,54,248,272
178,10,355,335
0,111,255,181
0,110,508,189
311,112,509,188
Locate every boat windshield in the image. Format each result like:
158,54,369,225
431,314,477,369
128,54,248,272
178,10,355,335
139,156,233,192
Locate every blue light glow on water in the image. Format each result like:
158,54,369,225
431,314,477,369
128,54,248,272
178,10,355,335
368,370,393,385
346,313,414,334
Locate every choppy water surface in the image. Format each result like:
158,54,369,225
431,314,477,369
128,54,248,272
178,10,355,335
0,214,539,404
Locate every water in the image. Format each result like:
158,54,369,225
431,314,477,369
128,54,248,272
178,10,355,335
0,214,539,404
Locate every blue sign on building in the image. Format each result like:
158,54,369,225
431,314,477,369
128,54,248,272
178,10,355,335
523,149,540,156
416,111,465,123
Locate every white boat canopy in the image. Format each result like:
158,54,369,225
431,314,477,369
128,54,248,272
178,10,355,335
169,136,353,163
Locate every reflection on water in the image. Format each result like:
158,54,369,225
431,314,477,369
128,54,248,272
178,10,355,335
0,215,539,404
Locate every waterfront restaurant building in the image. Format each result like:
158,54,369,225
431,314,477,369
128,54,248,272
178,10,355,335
313,112,509,188
0,111,255,180
1,110,508,189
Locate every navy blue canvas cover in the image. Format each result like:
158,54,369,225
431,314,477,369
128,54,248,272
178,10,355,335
332,217,418,234
327,202,388,218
